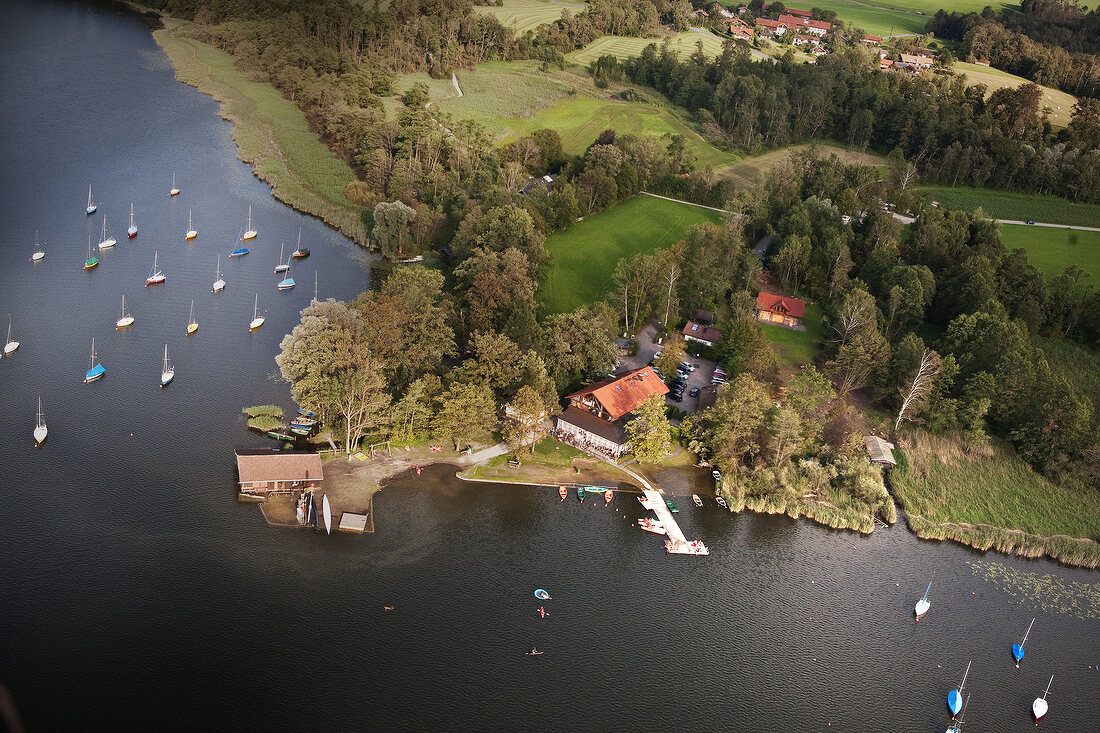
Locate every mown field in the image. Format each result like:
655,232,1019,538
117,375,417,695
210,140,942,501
891,432,1100,544
474,0,586,35
390,62,741,169
952,62,1077,128
713,142,888,189
154,19,366,243
803,0,1010,38
998,225,1100,283
565,31,728,66
540,195,723,313
759,304,823,368
920,187,1100,228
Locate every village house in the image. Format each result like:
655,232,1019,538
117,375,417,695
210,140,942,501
682,320,724,347
791,34,821,47
235,448,323,497
710,2,736,18
555,366,668,458
755,17,786,36
810,45,827,56
755,292,807,329
860,34,883,45
691,8,709,20
729,25,755,40
880,58,895,70
900,53,934,69
778,14,830,36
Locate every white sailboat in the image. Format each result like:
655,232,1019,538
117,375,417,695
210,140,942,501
915,579,932,618
31,231,45,262
127,202,138,237
98,214,116,249
115,295,135,329
242,204,257,240
187,300,198,335
34,396,47,446
322,493,332,535
248,293,265,331
274,243,289,273
1032,675,1053,720
185,209,197,240
85,184,97,215
169,170,180,196
212,254,225,292
145,250,165,286
4,315,20,355
160,344,175,387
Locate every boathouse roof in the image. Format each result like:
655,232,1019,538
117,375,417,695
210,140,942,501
565,366,668,421
235,448,324,484
863,436,897,467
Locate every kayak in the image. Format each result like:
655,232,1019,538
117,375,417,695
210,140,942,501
576,486,585,503
604,489,613,504
665,499,680,513
558,486,567,502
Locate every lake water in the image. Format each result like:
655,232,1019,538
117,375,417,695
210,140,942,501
0,2,1096,731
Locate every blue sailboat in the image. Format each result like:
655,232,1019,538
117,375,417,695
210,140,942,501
229,227,249,258
277,264,295,290
1012,618,1035,668
84,338,105,383
948,660,971,716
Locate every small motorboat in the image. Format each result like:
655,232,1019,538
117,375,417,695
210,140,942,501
576,486,585,503
692,494,703,507
716,496,728,508
604,489,613,505
558,486,567,502
665,499,680,513
525,648,544,656
533,589,551,600
638,518,666,535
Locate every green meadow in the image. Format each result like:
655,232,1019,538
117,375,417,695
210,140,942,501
806,1,1010,38
565,32,728,66
920,187,1100,228
474,0,587,35
998,225,1100,283
759,304,823,369
952,62,1077,128
540,195,724,313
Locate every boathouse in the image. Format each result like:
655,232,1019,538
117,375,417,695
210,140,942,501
555,366,668,458
235,448,324,496
863,436,897,468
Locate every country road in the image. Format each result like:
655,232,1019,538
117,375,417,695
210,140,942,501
893,212,1100,232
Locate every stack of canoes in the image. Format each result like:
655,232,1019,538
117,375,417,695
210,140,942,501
289,416,317,436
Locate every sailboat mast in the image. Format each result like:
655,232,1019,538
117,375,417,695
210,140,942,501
959,660,971,694
313,271,318,304
1021,618,1035,646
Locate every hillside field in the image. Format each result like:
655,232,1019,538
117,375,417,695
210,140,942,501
565,31,728,66
801,1,1011,37
540,195,724,313
952,62,1077,128
713,142,888,188
474,0,586,35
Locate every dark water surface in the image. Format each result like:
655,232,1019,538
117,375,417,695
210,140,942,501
1,2,1097,731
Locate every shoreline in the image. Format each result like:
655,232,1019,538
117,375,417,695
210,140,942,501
149,15,368,246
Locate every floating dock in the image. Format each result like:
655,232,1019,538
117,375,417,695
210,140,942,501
641,489,709,555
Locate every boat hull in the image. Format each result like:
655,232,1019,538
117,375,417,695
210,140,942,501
948,690,962,715
4,343,18,355
86,206,96,215
278,279,295,290
915,599,930,617
116,317,134,329
229,249,249,257
187,324,198,335
146,275,165,286
292,249,310,259
34,426,47,445
1012,643,1025,662
186,231,197,240
249,317,265,331
1033,698,1048,719
32,252,45,262
213,280,225,292
84,366,105,383
84,259,98,270
98,238,116,249
160,371,174,387
243,230,257,240
322,494,332,535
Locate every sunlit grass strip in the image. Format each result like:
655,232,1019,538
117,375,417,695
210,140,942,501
247,415,283,432
712,142,889,188
153,18,367,244
243,405,284,418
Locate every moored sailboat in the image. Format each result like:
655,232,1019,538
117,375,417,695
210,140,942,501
274,242,289,273
84,236,98,270
4,315,20,355
31,231,45,262
242,205,257,240
127,202,138,237
277,264,295,290
291,227,309,258
145,250,165,286
248,293,265,331
948,660,971,716
34,396,47,446
160,344,174,387
229,227,249,257
97,214,116,249
115,295,134,329
1032,675,1053,721
169,170,180,196
186,209,197,240
946,693,970,733
915,579,932,618
187,300,198,335
85,184,96,215
1012,618,1035,668
84,338,105,383
212,254,225,292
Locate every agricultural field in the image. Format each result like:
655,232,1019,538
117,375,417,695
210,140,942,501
713,142,888,189
920,187,1100,228
759,304,823,369
952,62,1077,128
799,0,1010,38
998,225,1100,283
388,62,741,169
565,31,728,66
474,0,586,35
539,195,724,313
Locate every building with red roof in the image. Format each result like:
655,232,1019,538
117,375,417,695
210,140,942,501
682,320,724,347
778,13,830,36
756,292,807,329
755,17,786,37
556,367,669,458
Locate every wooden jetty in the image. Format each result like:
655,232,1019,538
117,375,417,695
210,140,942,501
641,489,709,555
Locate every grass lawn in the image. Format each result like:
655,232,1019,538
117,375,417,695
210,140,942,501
713,142,888,189
1039,337,1100,411
920,187,1100,229
460,437,639,487
565,31,728,66
759,304,822,368
539,195,723,313
391,61,740,168
952,62,1077,128
891,432,1100,544
998,225,1100,283
806,0,1010,38
153,20,366,244
474,0,587,34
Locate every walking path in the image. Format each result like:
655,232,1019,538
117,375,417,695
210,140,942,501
451,72,463,98
892,212,1100,233
639,191,731,214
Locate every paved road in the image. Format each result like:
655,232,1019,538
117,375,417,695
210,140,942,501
893,212,1100,233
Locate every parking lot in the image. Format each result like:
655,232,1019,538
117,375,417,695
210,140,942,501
619,322,720,415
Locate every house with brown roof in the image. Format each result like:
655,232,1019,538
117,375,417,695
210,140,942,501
900,53,934,68
235,448,324,497
779,14,830,36
556,366,669,458
683,320,724,347
756,292,807,329
729,25,755,40
755,17,786,36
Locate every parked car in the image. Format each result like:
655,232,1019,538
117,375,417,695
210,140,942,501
689,387,700,398
669,393,682,402
679,361,696,372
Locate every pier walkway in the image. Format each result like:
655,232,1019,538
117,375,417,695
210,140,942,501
640,489,709,555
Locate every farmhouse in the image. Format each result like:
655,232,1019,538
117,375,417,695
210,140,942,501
792,34,821,47
778,14,830,36
756,292,807,329
864,436,897,468
235,448,323,497
683,320,724,347
556,366,668,458
755,17,786,36
900,53,934,69
861,34,883,45
729,25,755,40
